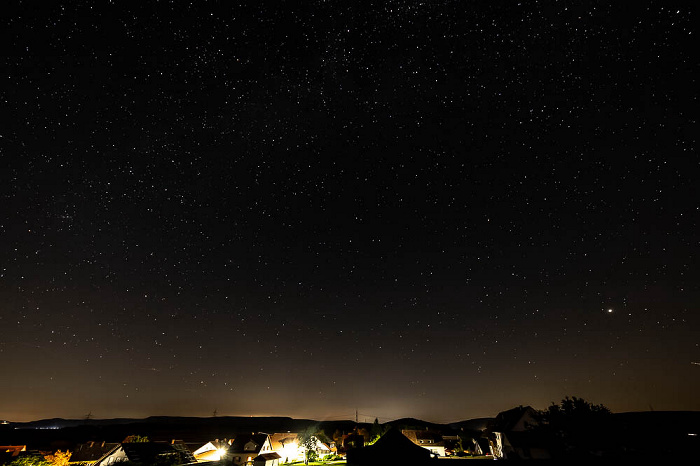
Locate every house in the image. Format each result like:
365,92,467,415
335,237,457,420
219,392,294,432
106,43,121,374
226,434,274,466
489,406,550,460
401,429,446,457
252,452,281,466
269,432,331,462
347,428,432,466
92,442,196,465
169,439,201,454
493,405,539,432
69,442,120,465
269,433,302,463
314,439,332,458
192,439,232,462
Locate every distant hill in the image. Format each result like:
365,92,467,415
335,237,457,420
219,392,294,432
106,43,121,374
448,417,494,433
10,410,699,432
12,417,144,429
10,415,315,431
3,416,324,448
384,417,445,430
1,414,465,449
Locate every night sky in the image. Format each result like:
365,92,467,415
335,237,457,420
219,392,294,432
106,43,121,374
2,1,698,424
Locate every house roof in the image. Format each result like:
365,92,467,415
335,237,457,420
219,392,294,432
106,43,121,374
195,449,223,462
229,433,269,454
347,428,432,465
0,446,26,462
70,442,120,462
183,441,209,455
0,446,25,456
117,442,196,464
194,439,231,453
269,432,299,450
494,405,538,432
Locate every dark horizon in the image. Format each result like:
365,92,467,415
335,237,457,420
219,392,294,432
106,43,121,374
7,406,700,427
2,2,697,424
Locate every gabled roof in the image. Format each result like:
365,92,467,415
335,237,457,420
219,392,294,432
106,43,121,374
0,446,26,455
70,442,120,462
105,442,196,464
376,429,432,452
229,433,269,454
194,439,231,453
0,446,26,462
347,428,432,465
192,440,232,461
494,406,538,432
402,429,445,446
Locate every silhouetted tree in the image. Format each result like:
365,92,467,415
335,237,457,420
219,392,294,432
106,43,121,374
370,418,382,442
298,425,320,465
44,450,71,466
314,429,332,445
535,396,613,458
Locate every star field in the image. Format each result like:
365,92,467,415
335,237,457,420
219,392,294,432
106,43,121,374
1,1,698,423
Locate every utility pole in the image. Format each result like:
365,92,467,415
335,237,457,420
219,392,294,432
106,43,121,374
355,409,358,423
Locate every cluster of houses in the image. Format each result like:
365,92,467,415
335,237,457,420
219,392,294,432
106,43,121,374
1,406,552,465
345,406,551,463
2,432,336,466
189,432,335,465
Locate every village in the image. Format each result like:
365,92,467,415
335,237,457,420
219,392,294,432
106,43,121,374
1,401,698,465
0,405,563,465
